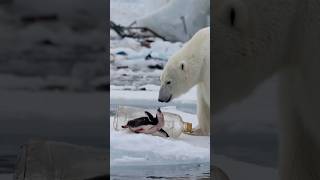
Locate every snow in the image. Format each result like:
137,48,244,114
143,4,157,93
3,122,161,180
110,0,168,26
110,86,197,105
110,35,182,88
136,0,210,41
111,0,210,42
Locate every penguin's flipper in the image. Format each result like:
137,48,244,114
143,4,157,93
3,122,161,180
159,128,169,137
145,111,158,125
145,111,154,121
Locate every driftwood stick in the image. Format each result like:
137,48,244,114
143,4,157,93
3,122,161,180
110,21,166,41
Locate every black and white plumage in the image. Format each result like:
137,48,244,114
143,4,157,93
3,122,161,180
122,108,169,137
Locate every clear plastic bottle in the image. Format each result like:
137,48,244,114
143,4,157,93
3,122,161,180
113,106,193,138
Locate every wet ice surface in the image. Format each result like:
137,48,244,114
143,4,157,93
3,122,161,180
111,163,210,180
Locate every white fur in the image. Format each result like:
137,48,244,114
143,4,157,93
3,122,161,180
214,0,320,179
160,27,210,135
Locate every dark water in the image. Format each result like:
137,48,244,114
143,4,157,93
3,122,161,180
111,163,210,180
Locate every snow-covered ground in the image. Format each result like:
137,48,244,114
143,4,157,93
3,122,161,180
110,107,209,166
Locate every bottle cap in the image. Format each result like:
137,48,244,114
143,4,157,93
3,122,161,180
183,122,192,133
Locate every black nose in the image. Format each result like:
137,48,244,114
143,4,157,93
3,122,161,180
158,98,164,102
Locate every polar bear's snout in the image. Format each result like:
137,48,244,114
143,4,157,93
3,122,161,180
158,85,172,103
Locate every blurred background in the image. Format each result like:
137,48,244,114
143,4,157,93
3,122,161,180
0,0,107,178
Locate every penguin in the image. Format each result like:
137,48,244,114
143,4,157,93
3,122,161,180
122,108,169,137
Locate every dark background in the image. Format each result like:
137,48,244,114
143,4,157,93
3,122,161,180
0,0,109,175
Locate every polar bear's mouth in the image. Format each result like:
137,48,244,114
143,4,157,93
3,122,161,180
165,95,172,102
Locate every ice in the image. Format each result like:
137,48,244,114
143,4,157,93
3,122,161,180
110,84,200,164
110,108,209,167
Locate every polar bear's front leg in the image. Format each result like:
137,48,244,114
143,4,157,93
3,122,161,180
192,87,210,136
279,76,320,180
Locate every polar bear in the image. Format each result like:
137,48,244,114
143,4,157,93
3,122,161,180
214,0,320,179
158,27,210,135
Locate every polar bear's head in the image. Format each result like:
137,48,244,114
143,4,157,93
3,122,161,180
158,45,203,102
213,0,297,110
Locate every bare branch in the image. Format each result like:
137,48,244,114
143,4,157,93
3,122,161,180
110,21,166,41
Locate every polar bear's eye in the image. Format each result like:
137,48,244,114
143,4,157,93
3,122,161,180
180,62,185,71
230,7,236,26
219,1,249,31
166,81,171,85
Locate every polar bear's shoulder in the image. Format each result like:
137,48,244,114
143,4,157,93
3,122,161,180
190,27,210,43
183,27,210,56
196,27,210,36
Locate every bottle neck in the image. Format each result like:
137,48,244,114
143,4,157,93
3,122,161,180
182,122,192,133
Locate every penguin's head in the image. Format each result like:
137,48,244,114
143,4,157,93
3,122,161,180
156,107,164,120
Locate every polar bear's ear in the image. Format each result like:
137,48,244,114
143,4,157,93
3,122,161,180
180,61,185,71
